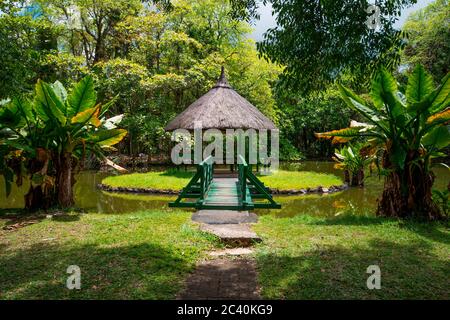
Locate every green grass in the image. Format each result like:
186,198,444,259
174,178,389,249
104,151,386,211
101,171,193,191
254,214,450,299
101,170,343,191
2,209,447,300
259,170,342,190
0,209,219,299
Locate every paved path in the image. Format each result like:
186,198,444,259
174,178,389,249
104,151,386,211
177,258,260,300
192,210,258,224
176,209,262,300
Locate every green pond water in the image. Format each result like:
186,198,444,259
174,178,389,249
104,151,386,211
0,162,448,217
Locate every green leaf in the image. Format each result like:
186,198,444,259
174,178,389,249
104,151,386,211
13,98,35,125
371,69,398,110
51,81,68,103
406,65,434,104
67,76,97,117
338,84,383,127
89,129,127,147
35,80,66,124
429,73,450,113
423,126,450,150
0,101,21,128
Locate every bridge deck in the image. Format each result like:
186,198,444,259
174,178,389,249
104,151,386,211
203,178,241,207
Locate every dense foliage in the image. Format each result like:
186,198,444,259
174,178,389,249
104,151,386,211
0,0,281,159
317,65,450,219
233,0,417,93
402,0,449,83
0,76,127,209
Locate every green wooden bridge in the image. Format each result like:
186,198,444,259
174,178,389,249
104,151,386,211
169,155,281,210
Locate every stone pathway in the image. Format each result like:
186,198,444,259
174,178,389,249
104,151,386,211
200,224,261,247
177,258,261,300
192,210,258,224
177,210,262,300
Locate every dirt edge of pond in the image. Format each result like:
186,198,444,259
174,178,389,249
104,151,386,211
96,183,349,195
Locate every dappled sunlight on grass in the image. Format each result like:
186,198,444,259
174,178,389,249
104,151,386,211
0,210,219,299
253,214,450,299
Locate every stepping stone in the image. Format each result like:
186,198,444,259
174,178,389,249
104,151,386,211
208,248,254,257
192,210,258,224
200,224,261,247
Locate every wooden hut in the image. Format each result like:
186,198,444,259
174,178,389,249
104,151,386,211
165,67,276,131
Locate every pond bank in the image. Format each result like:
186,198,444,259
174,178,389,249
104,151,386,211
96,182,349,195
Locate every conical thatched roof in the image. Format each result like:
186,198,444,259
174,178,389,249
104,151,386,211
164,67,277,131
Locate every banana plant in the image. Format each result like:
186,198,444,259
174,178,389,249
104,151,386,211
0,76,127,210
317,65,449,219
333,144,373,187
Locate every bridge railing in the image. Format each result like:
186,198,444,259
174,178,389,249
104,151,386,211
237,154,281,209
199,155,214,202
237,154,248,204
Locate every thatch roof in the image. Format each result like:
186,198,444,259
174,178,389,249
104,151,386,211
164,67,277,131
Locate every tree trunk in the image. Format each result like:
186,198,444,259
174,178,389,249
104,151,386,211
351,171,359,187
343,170,350,185
56,153,75,208
356,169,364,187
377,166,442,220
25,185,49,211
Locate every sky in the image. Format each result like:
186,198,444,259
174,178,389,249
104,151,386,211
250,0,436,41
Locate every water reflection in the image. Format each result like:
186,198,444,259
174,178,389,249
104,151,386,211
1,162,448,217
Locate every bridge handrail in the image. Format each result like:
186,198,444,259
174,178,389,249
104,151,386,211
237,154,248,203
199,155,214,201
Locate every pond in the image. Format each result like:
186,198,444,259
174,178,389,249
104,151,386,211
0,162,448,217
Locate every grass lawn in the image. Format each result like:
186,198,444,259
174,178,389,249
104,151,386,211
254,215,450,299
258,170,342,190
1,209,448,300
101,171,193,191
0,209,219,299
101,170,343,191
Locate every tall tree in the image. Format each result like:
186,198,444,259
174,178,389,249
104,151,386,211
232,0,417,93
402,0,450,83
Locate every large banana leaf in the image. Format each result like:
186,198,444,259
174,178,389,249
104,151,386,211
423,126,450,150
371,69,398,109
429,73,450,113
338,84,385,130
89,129,127,147
71,105,101,127
13,98,35,126
406,65,434,105
426,109,450,126
67,76,97,117
371,69,406,121
35,80,66,124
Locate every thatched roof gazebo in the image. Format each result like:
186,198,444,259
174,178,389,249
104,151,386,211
164,67,276,131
